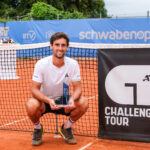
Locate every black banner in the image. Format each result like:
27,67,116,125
98,48,150,142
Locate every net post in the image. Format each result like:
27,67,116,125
54,114,61,138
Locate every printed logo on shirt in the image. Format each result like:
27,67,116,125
65,73,69,78
33,75,38,78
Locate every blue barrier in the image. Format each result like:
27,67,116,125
16,47,98,58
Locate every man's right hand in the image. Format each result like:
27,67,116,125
48,98,63,110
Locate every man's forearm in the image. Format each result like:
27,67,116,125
31,87,51,104
72,86,82,101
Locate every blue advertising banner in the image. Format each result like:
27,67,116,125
0,18,150,44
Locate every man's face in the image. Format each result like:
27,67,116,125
50,38,68,59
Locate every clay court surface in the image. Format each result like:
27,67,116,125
1,130,150,150
1,57,150,149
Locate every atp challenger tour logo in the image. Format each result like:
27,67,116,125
104,65,150,126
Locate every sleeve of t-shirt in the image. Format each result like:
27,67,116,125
71,62,81,82
32,61,43,83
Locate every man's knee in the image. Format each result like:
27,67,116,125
76,96,88,114
26,98,41,116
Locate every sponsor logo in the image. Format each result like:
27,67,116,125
105,65,150,105
0,27,9,37
79,30,150,42
45,30,54,39
23,30,36,41
65,73,69,78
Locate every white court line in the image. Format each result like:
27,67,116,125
0,95,98,128
78,142,93,150
77,95,97,150
0,117,29,128
87,95,98,100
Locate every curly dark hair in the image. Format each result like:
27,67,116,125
50,32,69,46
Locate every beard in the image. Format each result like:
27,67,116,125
54,53,65,59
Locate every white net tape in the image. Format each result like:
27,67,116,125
1,42,150,50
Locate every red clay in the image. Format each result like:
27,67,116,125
0,130,150,150
1,59,150,149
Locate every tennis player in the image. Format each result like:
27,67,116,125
26,32,88,146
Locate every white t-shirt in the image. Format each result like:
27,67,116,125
32,55,81,99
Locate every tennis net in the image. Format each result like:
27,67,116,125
0,42,99,137
1,42,149,137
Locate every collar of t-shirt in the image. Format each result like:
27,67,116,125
49,56,66,71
